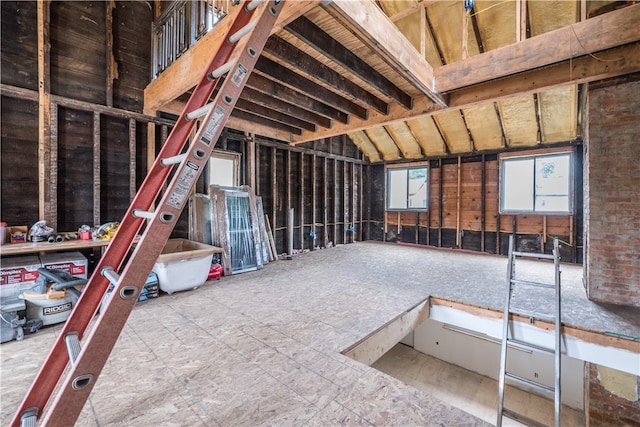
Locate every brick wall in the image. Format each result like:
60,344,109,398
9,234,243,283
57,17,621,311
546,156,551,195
585,79,640,307
587,363,640,426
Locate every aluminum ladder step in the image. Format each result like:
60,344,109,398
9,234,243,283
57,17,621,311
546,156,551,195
513,251,556,260
504,372,555,397
502,408,548,427
507,338,555,355
511,278,555,289
509,307,556,323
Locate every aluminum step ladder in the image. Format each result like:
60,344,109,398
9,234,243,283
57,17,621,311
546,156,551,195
12,1,284,425
497,234,562,427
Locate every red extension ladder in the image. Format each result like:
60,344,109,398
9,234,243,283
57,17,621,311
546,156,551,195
12,1,284,425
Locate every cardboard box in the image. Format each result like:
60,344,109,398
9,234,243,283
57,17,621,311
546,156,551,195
9,226,27,244
0,255,42,300
39,252,88,278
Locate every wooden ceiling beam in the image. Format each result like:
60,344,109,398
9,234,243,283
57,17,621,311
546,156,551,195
285,15,414,110
448,43,640,109
436,3,640,93
255,56,367,120
290,42,640,144
246,73,348,124
241,86,332,129
235,98,316,132
264,36,389,115
232,108,303,136
324,0,446,107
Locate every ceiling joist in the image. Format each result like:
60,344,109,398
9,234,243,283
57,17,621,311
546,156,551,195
285,15,414,110
264,36,389,115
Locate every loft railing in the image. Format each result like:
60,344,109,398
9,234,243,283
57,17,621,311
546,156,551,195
151,0,232,79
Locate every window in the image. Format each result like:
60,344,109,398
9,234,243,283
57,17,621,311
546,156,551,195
500,150,573,214
209,151,239,187
387,166,428,210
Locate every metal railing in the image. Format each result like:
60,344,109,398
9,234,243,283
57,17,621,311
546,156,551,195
151,0,232,79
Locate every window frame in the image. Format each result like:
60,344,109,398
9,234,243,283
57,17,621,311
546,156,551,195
499,147,575,215
208,150,240,188
385,163,429,212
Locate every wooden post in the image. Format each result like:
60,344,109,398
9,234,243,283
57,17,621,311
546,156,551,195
92,112,101,226
358,163,363,242
311,152,317,249
516,0,527,42
426,164,431,246
334,158,339,244
255,142,261,195
146,122,155,173
462,2,469,60
420,4,426,57
128,119,136,201
496,158,501,254
106,1,116,107
456,156,462,248
343,161,348,244
323,157,328,246
300,151,304,251
271,146,277,253
438,158,443,247
481,154,486,252
286,150,291,250
38,0,54,225
247,132,256,189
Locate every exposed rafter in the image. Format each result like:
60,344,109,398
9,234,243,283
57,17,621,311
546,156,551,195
264,36,389,115
285,15,414,109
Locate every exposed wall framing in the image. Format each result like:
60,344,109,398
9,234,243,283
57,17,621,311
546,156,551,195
1,84,173,232
209,131,366,256
380,148,583,262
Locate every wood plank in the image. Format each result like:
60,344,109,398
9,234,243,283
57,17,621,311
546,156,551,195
241,86,332,129
285,15,413,109
128,119,136,201
93,112,101,226
231,108,303,136
264,36,388,114
247,73,348,124
255,56,367,120
291,41,640,145
105,1,115,107
342,299,430,366
235,97,316,132
430,297,639,353
325,0,444,106
38,1,55,225
436,3,640,92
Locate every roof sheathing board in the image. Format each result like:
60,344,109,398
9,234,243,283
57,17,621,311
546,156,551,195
303,6,421,98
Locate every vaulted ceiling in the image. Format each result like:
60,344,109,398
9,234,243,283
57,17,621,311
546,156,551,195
145,0,640,163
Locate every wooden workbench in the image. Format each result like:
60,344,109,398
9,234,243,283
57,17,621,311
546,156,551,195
0,238,115,256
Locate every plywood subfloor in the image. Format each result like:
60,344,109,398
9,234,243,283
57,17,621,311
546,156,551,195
373,344,585,426
1,242,637,425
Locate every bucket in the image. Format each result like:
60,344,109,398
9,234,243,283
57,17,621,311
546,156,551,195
0,222,6,245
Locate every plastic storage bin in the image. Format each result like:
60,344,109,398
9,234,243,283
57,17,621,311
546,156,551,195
153,239,218,294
